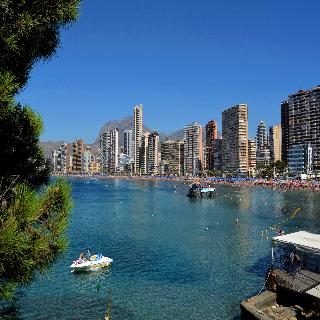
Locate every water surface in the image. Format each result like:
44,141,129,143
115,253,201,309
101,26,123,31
4,178,320,319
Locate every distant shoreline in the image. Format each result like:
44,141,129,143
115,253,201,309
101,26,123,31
52,174,320,192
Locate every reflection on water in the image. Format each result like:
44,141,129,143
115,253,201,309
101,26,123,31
2,178,320,319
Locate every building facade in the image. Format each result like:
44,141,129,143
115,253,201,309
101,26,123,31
281,86,320,173
72,139,85,173
133,104,143,174
288,144,313,175
205,120,218,171
124,129,133,158
184,122,203,176
139,132,149,175
269,124,282,162
100,132,109,173
108,128,119,174
82,146,92,173
213,138,222,171
161,139,184,176
248,139,256,177
222,104,249,175
147,131,159,175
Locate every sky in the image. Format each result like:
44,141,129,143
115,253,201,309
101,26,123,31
17,0,320,143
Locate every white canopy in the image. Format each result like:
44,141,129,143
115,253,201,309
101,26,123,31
272,231,320,252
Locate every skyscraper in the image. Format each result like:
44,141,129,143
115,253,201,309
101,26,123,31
72,139,85,172
100,131,109,173
256,121,266,151
139,132,149,175
108,128,119,174
222,104,248,175
269,124,282,162
147,131,159,175
161,139,184,176
205,120,218,171
124,129,133,158
248,139,256,177
184,122,203,176
133,104,143,174
281,86,320,172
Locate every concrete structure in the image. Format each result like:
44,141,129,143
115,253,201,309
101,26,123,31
139,132,149,175
161,139,184,176
256,121,267,151
184,122,203,176
52,150,58,173
288,143,313,175
213,138,222,171
118,153,133,174
133,104,143,174
281,86,320,172
124,129,133,158
108,128,119,174
147,131,159,175
82,146,92,173
100,132,109,173
205,120,218,171
72,139,85,173
269,124,282,162
248,139,256,177
222,104,249,175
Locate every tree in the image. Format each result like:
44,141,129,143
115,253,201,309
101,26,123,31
0,0,80,89
0,0,81,299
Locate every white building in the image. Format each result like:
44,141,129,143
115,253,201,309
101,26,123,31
82,147,92,173
124,129,133,158
133,104,143,174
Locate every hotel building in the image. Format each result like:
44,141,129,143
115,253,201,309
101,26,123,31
184,122,203,176
133,104,143,174
72,139,85,173
124,129,133,158
281,86,320,173
161,139,184,176
269,124,282,162
222,104,248,175
205,120,218,171
147,131,159,175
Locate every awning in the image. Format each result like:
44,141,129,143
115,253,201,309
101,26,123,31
272,231,320,252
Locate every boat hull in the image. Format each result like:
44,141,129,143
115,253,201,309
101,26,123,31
70,257,113,272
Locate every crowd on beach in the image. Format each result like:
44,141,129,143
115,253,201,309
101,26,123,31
64,173,320,192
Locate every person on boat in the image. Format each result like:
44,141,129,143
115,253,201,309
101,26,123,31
290,250,300,275
79,251,85,260
85,250,91,260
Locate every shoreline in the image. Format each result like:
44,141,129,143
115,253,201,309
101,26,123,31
52,174,320,193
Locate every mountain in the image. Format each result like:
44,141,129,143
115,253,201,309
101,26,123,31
41,116,220,158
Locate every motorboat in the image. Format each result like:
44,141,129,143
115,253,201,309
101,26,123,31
70,253,113,272
187,182,215,198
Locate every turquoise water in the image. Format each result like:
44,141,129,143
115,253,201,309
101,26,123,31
3,178,320,319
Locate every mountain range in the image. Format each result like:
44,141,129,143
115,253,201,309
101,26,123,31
41,116,185,158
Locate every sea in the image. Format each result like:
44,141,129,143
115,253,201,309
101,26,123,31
2,178,320,319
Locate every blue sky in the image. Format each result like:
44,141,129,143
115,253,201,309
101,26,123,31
18,0,320,143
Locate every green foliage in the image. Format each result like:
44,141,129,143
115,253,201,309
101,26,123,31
257,160,287,179
0,103,50,189
0,0,81,89
0,0,81,301
0,179,72,299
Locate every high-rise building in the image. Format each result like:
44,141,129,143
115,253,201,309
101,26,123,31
256,121,266,151
281,86,320,172
205,120,218,171
161,139,184,176
184,122,203,176
288,143,313,175
248,139,256,177
222,104,248,175
213,138,222,171
124,129,133,158
133,104,143,174
108,128,119,174
100,132,109,173
269,125,282,162
140,132,149,175
72,139,85,172
52,149,58,173
82,146,92,173
147,131,159,175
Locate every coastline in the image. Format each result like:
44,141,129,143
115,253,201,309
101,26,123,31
52,174,320,193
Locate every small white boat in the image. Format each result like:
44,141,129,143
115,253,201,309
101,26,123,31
70,254,113,272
